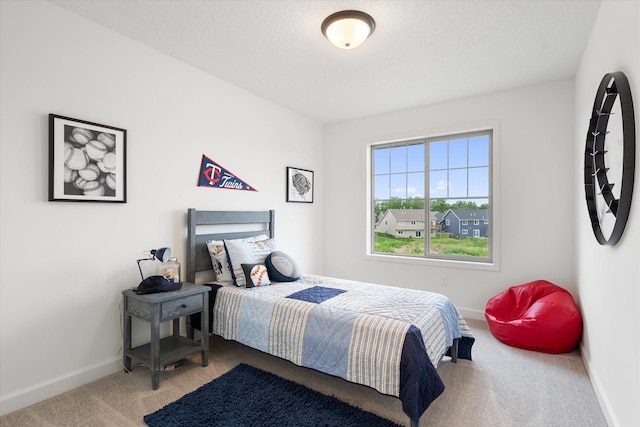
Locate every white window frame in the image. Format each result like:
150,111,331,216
365,122,500,271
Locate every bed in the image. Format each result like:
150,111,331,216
186,209,474,427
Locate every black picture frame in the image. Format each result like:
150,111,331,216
286,167,314,203
49,114,127,203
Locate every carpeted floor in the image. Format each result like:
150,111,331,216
0,319,608,427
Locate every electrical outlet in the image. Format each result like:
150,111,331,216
440,275,448,286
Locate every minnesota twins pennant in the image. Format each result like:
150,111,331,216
198,155,257,191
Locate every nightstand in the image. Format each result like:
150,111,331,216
122,282,209,389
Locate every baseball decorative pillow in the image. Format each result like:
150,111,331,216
241,264,271,288
265,251,301,282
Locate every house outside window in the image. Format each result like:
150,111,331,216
371,130,493,263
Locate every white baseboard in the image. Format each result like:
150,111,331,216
457,306,486,321
579,343,618,427
0,357,121,416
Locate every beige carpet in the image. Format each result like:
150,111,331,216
0,319,607,427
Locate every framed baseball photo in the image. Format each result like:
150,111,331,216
49,114,127,203
286,167,314,203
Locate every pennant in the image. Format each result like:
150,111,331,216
198,155,257,192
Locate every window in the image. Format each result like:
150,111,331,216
371,130,492,263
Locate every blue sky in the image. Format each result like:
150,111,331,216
373,134,490,204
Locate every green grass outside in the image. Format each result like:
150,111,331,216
374,233,489,257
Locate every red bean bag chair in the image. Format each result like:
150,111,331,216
485,280,582,354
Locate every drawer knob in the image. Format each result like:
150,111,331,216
181,303,187,308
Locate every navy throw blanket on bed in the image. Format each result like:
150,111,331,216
400,325,445,425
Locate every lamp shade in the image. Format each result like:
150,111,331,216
151,247,171,262
321,10,375,49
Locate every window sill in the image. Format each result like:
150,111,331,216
363,252,500,272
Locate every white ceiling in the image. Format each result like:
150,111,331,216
50,0,602,124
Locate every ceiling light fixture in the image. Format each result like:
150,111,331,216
321,10,375,50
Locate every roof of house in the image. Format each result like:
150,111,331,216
381,209,442,222
440,209,489,221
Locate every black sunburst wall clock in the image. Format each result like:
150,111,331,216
584,71,636,246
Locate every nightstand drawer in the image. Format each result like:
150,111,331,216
160,294,203,320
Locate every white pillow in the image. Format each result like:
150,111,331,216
250,238,278,263
225,237,277,286
206,240,233,283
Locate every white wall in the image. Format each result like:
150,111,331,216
323,78,576,319
574,2,639,426
0,1,324,415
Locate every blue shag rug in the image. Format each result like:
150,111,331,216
144,363,402,427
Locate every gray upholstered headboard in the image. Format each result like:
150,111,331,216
186,209,275,283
